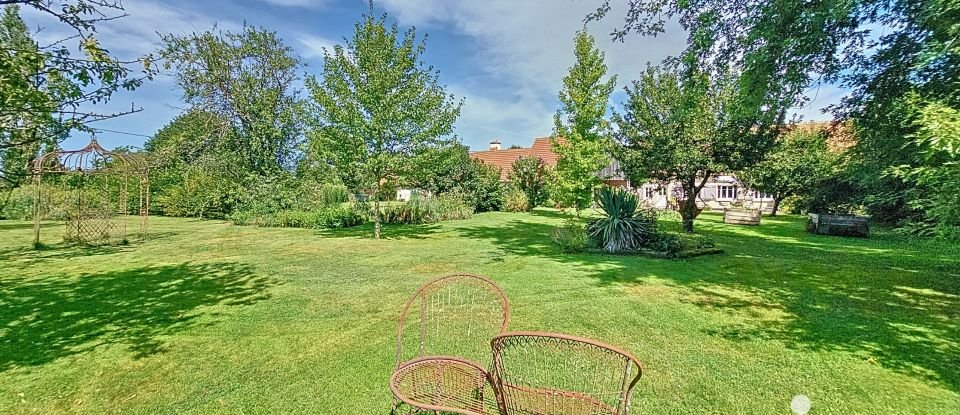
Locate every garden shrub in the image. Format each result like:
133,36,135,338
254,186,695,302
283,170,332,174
503,188,531,212
587,187,659,253
462,160,504,212
315,183,351,206
646,233,683,255
230,205,363,229
551,218,589,253
644,233,717,257
381,192,474,224
2,185,70,220
433,192,474,221
508,156,551,207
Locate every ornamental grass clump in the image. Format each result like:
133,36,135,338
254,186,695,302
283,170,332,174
588,187,659,254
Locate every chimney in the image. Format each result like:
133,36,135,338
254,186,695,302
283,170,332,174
489,140,502,150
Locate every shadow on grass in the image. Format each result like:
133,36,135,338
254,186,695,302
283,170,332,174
315,222,441,240
0,221,38,231
456,212,960,391
0,232,179,265
0,262,275,372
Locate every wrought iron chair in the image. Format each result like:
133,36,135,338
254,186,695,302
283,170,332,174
390,274,510,414
489,332,644,415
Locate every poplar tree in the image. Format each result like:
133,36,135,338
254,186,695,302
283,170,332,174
552,30,617,213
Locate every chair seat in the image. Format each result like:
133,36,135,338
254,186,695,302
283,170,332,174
390,356,496,415
497,383,618,415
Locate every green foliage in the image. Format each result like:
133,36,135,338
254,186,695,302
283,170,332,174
152,155,242,219
889,98,960,237
551,218,589,253
552,30,616,212
306,9,462,238
461,160,505,212
160,25,304,175
644,232,718,257
738,129,834,215
315,183,351,207
1,2,155,183
508,156,551,208
230,206,363,229
407,143,474,195
836,0,959,231
589,0,857,140
1,184,69,221
381,192,473,225
502,188,531,213
588,187,659,253
614,64,767,232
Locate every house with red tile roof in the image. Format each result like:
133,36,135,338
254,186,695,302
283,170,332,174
469,137,628,187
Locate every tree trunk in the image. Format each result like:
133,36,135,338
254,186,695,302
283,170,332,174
771,198,781,216
373,185,382,239
681,192,697,233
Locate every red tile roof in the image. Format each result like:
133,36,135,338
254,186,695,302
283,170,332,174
470,137,560,179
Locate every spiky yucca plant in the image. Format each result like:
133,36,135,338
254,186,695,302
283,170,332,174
588,187,658,253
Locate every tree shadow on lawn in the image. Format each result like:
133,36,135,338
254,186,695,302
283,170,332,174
315,222,441,240
0,232,179,265
0,262,276,372
0,221,38,231
455,213,960,391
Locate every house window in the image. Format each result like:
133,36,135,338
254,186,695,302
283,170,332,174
717,185,738,200
750,190,772,199
644,186,665,199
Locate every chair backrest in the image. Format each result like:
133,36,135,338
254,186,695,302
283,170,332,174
490,331,643,415
395,274,510,368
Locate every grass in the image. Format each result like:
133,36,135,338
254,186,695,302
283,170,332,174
0,210,958,414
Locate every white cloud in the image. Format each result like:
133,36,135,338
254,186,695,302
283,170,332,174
376,0,688,144
297,33,337,58
21,2,241,59
448,85,554,150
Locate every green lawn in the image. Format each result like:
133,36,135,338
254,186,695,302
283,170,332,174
1,211,958,414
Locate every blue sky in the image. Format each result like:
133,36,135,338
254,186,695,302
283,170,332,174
20,0,843,151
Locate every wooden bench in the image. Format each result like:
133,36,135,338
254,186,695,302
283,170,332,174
724,209,761,225
807,213,869,237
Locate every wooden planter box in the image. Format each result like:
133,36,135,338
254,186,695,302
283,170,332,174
724,209,761,225
807,213,869,237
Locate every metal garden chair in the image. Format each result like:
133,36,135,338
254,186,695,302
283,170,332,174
489,332,644,415
390,274,510,414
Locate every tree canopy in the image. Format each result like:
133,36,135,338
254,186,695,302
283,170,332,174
552,30,616,212
613,64,770,232
737,128,833,215
306,10,462,238
160,25,305,176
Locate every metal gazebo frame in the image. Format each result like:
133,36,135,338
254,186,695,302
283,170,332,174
31,137,150,246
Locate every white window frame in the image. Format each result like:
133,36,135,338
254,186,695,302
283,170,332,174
716,185,738,201
750,189,773,200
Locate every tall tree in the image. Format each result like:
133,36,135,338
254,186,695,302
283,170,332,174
552,30,617,213
837,0,960,227
144,109,240,217
1,2,154,189
306,10,462,238
161,25,305,175
737,128,834,215
613,64,768,233
590,0,960,233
